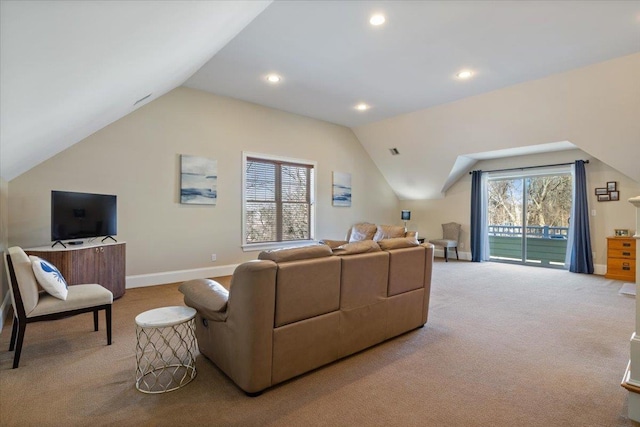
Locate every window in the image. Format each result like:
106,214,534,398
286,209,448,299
242,152,316,250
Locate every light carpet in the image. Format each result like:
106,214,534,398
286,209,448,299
0,260,638,426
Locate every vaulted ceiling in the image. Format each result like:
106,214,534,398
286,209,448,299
2,1,639,198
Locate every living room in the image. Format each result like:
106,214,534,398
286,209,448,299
1,1,640,425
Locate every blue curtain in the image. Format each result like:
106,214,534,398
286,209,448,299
470,170,484,262
569,160,594,273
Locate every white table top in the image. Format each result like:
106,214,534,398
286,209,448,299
135,306,196,328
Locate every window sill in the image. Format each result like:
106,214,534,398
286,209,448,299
241,240,317,252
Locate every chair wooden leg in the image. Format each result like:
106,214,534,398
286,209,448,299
106,305,112,345
444,247,448,262
13,321,27,369
93,310,99,332
9,317,18,351
455,247,459,260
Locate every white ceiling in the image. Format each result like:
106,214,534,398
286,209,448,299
185,1,640,128
0,0,271,181
1,1,639,199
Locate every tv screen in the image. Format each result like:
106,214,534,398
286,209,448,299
51,191,117,241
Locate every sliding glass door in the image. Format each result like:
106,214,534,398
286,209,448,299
487,171,572,268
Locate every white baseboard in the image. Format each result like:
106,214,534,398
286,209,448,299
126,264,239,289
594,263,606,276
0,292,12,334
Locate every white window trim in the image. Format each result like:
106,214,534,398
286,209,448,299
241,151,317,252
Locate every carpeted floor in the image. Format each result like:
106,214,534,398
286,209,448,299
0,260,638,426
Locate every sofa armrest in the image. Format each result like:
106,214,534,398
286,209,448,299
179,279,229,322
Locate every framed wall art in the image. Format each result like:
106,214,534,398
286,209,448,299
332,172,352,207
180,155,217,205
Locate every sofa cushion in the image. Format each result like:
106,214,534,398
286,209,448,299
179,279,229,320
274,256,341,327
348,223,377,242
388,247,426,296
377,237,419,250
258,244,332,263
332,240,381,256
373,224,406,241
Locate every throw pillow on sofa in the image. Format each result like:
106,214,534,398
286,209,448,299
29,255,68,300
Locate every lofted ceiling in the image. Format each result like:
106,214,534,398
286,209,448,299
0,0,271,181
1,1,639,199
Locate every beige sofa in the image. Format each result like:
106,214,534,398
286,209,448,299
180,238,434,395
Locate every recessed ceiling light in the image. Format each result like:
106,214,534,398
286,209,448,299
456,70,473,79
369,14,385,26
266,74,281,83
355,103,370,111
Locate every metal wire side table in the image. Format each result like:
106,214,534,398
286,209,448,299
135,306,197,393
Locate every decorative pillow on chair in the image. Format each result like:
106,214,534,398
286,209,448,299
29,256,68,300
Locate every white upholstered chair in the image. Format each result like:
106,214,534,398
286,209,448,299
429,222,461,262
4,247,113,368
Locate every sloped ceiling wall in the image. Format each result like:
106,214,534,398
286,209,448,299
353,53,640,200
0,0,271,181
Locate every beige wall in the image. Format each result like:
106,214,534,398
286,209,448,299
0,178,8,307
403,149,640,268
8,87,400,276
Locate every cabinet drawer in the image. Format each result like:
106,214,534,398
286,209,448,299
608,248,636,260
608,239,636,251
606,258,636,280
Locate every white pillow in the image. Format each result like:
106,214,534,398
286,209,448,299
30,256,68,300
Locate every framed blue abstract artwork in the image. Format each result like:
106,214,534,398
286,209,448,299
332,171,351,207
180,155,217,205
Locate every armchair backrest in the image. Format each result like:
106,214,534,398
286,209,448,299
6,247,40,317
442,223,461,241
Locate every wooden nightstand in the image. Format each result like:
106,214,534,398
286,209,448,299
605,237,636,281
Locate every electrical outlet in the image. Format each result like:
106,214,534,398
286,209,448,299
460,242,464,249
591,209,596,216
592,252,596,260
211,254,217,262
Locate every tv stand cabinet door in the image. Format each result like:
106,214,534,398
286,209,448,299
99,244,126,298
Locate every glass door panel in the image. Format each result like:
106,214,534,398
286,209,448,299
488,174,571,268
487,178,524,262
524,175,571,267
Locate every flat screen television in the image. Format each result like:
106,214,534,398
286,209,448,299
51,191,117,242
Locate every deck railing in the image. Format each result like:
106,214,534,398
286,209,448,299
488,225,568,239
488,224,568,267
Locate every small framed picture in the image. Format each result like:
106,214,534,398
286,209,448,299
615,229,629,237
598,194,610,202
610,191,619,201
595,188,608,195
607,181,617,191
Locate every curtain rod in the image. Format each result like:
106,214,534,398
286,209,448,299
468,159,589,175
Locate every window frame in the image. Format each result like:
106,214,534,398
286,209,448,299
241,151,317,251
